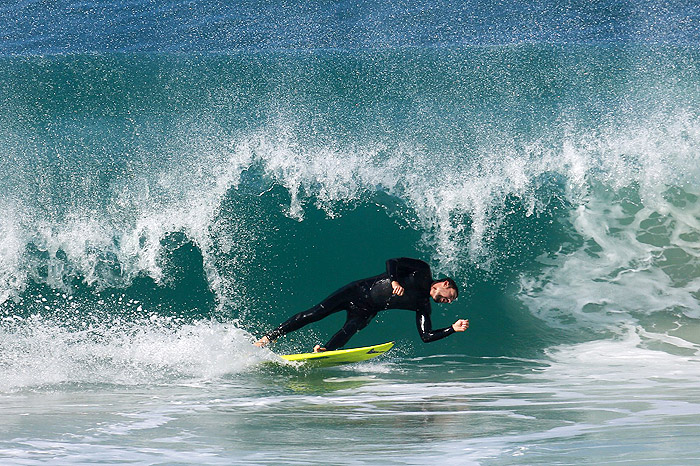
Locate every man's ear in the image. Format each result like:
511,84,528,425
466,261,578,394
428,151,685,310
442,280,450,288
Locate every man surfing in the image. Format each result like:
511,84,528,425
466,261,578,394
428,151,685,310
254,257,469,352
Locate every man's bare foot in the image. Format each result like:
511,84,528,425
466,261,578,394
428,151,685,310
313,345,327,353
254,336,270,347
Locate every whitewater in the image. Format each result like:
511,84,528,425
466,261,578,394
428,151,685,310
1,1,700,464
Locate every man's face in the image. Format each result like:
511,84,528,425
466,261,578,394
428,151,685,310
432,283,457,304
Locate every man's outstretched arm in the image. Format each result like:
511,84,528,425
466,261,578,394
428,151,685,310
415,308,469,343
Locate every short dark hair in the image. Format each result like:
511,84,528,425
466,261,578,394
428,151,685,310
433,277,459,298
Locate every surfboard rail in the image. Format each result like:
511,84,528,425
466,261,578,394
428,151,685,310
280,341,395,367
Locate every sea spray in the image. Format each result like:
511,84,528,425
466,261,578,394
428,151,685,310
0,312,269,391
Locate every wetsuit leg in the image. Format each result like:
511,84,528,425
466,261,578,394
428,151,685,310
265,282,360,342
323,309,377,351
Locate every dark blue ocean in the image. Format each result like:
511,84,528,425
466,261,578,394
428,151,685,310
1,1,700,464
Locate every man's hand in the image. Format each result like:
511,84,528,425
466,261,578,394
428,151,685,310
254,336,270,347
391,281,405,296
452,319,469,332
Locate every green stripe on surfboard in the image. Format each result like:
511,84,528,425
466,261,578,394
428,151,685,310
280,342,394,367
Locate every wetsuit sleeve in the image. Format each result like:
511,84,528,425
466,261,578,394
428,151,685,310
386,257,431,283
416,304,455,343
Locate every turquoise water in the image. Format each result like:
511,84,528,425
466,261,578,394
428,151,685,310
2,1,700,464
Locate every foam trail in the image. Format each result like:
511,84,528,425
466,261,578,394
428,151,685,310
0,314,273,391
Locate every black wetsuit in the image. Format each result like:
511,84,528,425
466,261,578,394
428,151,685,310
265,257,455,350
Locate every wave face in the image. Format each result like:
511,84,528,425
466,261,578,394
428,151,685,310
0,2,699,390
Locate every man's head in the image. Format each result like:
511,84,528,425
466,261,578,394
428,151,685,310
430,278,459,304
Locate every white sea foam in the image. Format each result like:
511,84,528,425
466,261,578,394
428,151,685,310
0,314,273,392
519,179,700,336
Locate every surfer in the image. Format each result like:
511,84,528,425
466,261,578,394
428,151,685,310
254,257,469,352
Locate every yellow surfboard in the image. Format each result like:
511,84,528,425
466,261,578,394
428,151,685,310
280,342,394,367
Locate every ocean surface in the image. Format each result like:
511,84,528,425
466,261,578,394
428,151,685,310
1,1,700,464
